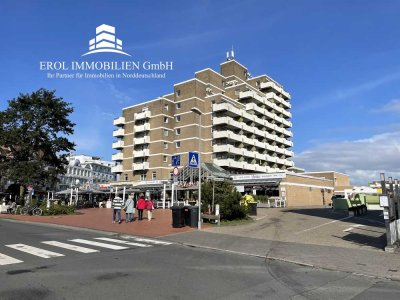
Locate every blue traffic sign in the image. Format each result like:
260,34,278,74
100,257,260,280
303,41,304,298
172,155,180,167
188,152,199,168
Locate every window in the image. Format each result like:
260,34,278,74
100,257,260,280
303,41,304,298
175,116,181,122
140,174,147,181
176,141,181,148
163,142,168,150
152,172,157,180
176,89,181,97
176,128,181,135
256,80,260,86
164,129,169,136
176,103,181,109
163,155,167,162
164,104,168,111
164,117,168,123
124,174,128,181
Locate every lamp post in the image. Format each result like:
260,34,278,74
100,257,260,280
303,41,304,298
191,107,202,230
75,179,80,206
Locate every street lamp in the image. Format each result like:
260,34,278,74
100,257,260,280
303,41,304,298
191,107,202,230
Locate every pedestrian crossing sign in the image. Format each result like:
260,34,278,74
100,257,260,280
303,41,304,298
188,152,199,168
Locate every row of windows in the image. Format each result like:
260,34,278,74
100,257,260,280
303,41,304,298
163,128,181,136
163,141,181,149
163,115,181,123
163,102,182,111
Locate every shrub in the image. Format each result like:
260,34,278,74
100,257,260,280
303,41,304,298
40,203,75,215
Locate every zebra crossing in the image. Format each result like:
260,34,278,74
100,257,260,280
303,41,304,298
0,236,172,266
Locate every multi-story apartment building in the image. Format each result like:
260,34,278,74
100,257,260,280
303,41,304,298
112,57,294,183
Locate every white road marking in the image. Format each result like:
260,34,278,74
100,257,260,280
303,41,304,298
343,224,365,232
69,239,129,250
6,244,64,258
295,216,353,234
132,237,172,245
94,237,152,248
0,253,23,265
42,241,99,253
119,235,173,245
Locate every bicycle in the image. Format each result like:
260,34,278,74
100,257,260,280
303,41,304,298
20,205,42,216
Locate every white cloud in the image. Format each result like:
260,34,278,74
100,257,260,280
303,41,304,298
372,99,400,113
298,72,400,113
293,131,400,185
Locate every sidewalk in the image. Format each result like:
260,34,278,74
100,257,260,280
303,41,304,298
0,208,193,237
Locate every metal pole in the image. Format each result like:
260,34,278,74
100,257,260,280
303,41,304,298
47,192,50,209
381,173,393,250
212,179,215,214
163,183,166,209
198,114,202,230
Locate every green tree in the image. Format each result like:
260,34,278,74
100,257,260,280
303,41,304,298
201,180,247,220
0,89,75,200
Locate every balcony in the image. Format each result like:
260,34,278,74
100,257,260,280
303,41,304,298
213,144,244,156
213,158,244,169
133,162,149,171
134,110,151,121
113,116,125,126
112,128,125,137
111,165,123,173
112,141,124,149
260,81,291,100
133,149,150,157
134,123,150,132
111,153,123,161
134,136,150,145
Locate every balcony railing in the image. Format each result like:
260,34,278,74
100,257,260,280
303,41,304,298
113,116,125,126
133,149,150,157
112,128,125,137
112,141,124,149
111,153,123,161
132,162,149,171
134,123,150,132
111,165,123,173
134,136,150,145
134,110,151,120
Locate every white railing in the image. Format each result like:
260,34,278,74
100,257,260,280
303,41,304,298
111,153,123,161
134,110,151,120
113,116,125,126
133,149,150,157
112,141,124,149
134,123,150,132
132,162,150,170
111,165,123,173
134,136,150,145
112,128,125,137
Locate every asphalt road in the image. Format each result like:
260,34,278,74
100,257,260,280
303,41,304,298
1,219,399,300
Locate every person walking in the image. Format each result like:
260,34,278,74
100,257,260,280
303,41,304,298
145,197,154,221
123,194,135,223
112,197,124,224
137,194,146,221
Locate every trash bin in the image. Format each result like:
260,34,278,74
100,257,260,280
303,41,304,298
189,206,199,228
183,206,191,226
248,202,257,216
171,206,185,228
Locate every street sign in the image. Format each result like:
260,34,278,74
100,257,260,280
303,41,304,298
172,155,180,167
173,167,179,176
188,152,199,168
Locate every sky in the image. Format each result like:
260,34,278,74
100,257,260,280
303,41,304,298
1,0,400,185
